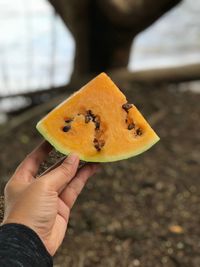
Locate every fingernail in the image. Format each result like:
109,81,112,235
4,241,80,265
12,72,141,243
67,153,79,163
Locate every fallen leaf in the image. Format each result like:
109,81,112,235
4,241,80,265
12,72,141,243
168,225,184,234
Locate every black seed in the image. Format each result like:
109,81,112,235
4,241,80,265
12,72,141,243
87,110,95,118
94,144,101,151
128,123,135,130
93,138,105,151
85,114,92,123
65,119,72,123
93,138,98,143
95,121,100,130
63,125,71,132
122,103,133,112
93,115,100,128
99,139,105,148
136,128,143,136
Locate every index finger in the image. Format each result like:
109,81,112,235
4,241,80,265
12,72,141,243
15,141,52,179
60,163,100,209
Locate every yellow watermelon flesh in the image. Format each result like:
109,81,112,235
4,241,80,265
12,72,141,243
36,73,159,162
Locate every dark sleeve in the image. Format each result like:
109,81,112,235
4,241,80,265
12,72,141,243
0,223,53,267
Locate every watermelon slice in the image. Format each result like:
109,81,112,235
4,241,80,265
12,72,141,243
36,73,159,162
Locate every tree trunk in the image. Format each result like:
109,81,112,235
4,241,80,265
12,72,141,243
49,0,182,79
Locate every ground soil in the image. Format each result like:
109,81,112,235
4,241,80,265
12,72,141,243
0,82,199,267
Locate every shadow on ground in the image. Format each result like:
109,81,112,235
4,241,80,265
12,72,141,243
0,82,199,267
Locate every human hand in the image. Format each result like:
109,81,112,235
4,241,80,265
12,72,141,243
2,142,99,256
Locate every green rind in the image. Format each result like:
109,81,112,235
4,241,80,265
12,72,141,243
36,121,160,162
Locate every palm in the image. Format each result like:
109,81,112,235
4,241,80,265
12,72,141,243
46,213,69,255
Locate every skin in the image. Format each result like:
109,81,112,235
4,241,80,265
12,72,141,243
2,141,99,256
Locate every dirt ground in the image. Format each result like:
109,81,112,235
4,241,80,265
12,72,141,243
0,82,200,267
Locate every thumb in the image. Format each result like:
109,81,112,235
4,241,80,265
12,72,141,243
41,153,79,191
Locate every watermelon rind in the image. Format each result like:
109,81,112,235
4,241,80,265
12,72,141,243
36,121,160,162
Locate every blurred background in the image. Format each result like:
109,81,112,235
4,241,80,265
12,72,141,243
0,0,200,266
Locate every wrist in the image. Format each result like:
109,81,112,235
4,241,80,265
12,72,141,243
3,218,44,245
0,223,53,265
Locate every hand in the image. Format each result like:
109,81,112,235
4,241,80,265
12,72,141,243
2,142,99,256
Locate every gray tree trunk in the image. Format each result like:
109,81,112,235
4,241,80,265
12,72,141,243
48,0,182,80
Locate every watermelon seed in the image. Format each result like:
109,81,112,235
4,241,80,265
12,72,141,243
99,139,105,148
94,144,101,151
93,115,100,129
65,119,72,123
93,138,105,151
86,111,101,130
85,114,92,123
87,110,95,119
136,128,143,136
128,123,135,130
62,125,71,132
95,121,100,130
93,138,100,151
122,103,133,112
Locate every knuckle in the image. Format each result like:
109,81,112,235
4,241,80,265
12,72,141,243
63,207,70,220
36,179,50,191
68,184,79,199
25,154,39,166
77,178,85,189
